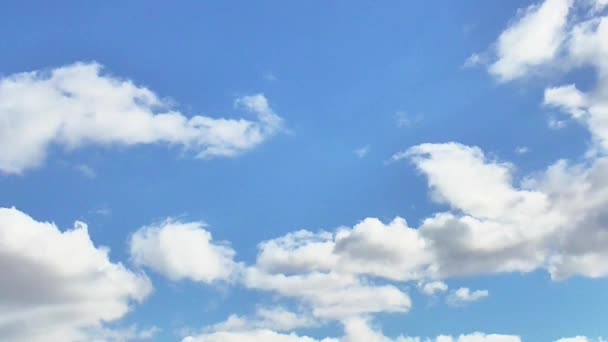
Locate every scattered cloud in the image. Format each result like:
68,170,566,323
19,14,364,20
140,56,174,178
264,73,279,82
395,111,422,128
4,1,608,340
447,287,489,306
90,206,112,216
419,281,449,296
548,116,568,129
74,164,97,178
0,63,284,174
554,337,607,342
84,325,160,342
353,145,370,158
129,220,238,283
0,207,152,342
463,53,486,68
477,0,608,150
210,307,318,333
487,0,572,81
515,146,530,155
184,317,522,342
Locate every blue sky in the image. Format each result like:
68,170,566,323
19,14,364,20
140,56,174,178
1,1,607,341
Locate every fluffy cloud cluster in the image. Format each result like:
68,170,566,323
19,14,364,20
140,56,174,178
447,288,489,306
243,219,417,320
243,137,608,301
419,281,448,296
0,207,152,342
184,317,522,342
488,0,572,81
135,1,608,336
129,220,238,283
210,307,319,333
474,0,608,151
0,62,283,174
3,0,608,340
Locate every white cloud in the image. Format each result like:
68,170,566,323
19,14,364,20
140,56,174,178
530,157,608,279
264,73,279,82
548,116,568,129
0,207,152,342
553,337,607,342
593,0,608,11
244,138,608,327
253,217,432,282
129,220,238,283
0,62,283,174
481,0,608,151
85,325,160,342
395,111,422,128
183,329,338,342
210,307,318,333
447,334,522,342
544,84,588,119
75,164,97,178
184,317,522,342
551,16,608,150
515,146,530,155
354,146,370,158
488,0,572,81
447,287,489,306
419,281,448,296
463,53,486,68
244,268,412,320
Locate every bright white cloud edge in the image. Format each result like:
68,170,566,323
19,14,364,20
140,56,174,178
0,62,283,174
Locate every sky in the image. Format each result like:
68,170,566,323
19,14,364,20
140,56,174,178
1,0,608,341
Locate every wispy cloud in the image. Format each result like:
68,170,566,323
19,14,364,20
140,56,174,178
395,110,422,128
515,146,530,155
74,164,97,178
353,145,370,158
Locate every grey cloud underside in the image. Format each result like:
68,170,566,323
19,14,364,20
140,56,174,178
0,207,152,342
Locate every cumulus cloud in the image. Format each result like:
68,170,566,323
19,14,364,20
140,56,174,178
210,307,318,333
0,62,283,174
477,0,608,150
244,268,411,320
447,288,489,306
488,0,573,81
129,220,238,283
84,325,160,342
184,317,522,342
0,207,152,342
458,0,608,280
419,281,448,296
183,329,338,342
553,337,607,342
254,217,431,282
246,136,608,325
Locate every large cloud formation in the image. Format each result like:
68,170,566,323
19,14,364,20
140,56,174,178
0,62,283,174
0,207,152,342
183,0,608,339
3,0,608,341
